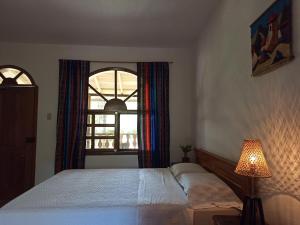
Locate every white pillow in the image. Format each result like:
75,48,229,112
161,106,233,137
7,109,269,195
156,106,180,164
177,173,242,209
170,163,208,178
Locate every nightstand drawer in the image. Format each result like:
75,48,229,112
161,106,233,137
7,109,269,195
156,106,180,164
213,215,240,225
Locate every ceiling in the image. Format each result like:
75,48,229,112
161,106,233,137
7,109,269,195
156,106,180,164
0,0,219,47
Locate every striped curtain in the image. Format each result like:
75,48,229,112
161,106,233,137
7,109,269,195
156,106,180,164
137,62,170,168
55,60,90,173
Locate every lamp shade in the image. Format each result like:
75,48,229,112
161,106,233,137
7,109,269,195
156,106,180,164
235,139,271,178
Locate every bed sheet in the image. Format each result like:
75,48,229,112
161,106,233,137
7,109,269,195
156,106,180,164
0,169,189,225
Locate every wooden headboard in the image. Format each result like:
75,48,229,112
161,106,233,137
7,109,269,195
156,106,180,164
195,148,252,200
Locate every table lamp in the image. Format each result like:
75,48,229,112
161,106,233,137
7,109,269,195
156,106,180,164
235,139,271,225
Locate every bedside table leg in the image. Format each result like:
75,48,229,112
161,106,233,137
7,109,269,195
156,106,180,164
240,197,248,225
240,197,266,225
257,198,266,225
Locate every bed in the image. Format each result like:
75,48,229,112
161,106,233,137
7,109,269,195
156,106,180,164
0,149,251,225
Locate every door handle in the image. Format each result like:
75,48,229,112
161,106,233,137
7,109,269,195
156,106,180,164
25,137,36,143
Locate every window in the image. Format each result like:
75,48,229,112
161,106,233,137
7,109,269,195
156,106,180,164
86,68,138,155
0,66,34,86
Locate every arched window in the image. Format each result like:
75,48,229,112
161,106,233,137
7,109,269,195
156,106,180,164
0,65,35,86
86,67,138,155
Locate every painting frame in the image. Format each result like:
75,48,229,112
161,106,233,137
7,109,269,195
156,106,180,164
250,0,294,77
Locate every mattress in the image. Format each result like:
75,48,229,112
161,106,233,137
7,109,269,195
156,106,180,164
0,168,242,225
0,169,189,225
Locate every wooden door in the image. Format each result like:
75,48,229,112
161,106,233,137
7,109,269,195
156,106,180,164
0,86,38,206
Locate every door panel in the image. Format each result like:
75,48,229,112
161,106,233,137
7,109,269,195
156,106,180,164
0,87,38,206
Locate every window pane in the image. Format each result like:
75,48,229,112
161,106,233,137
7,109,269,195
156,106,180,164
87,115,92,125
95,127,115,136
86,127,92,137
0,68,20,78
117,71,137,96
86,139,92,149
89,87,106,110
90,95,106,110
125,96,137,110
87,69,138,153
118,96,137,110
120,114,138,149
95,114,115,124
95,139,114,149
16,74,32,85
89,70,115,96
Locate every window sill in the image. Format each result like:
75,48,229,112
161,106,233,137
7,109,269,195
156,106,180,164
85,149,138,156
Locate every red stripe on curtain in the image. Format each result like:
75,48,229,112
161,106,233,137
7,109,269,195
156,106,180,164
137,62,170,168
145,64,151,152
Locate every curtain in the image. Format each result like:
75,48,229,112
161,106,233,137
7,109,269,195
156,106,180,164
137,62,170,168
55,60,90,173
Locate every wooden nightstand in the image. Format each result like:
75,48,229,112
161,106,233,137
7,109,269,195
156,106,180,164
212,215,240,225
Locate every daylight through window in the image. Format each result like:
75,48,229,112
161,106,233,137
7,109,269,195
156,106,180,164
86,68,138,155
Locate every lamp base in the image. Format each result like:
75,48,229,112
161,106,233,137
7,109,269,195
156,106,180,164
182,157,190,162
240,196,265,225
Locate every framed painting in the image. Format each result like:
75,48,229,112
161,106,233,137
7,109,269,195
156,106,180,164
251,0,293,76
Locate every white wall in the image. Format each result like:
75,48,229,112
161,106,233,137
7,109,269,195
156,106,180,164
0,43,195,183
195,1,300,225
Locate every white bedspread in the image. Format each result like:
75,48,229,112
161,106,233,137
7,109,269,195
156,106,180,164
0,169,190,225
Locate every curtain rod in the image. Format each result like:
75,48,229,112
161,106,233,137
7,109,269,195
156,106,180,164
90,60,174,64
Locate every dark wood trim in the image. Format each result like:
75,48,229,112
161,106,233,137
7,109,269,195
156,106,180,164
88,110,116,114
88,124,115,127
14,71,23,80
114,70,117,98
0,85,38,89
91,113,95,149
88,84,108,102
87,67,138,155
86,111,138,154
90,93,137,98
119,110,137,114
86,149,138,155
0,65,37,86
195,148,252,201
115,112,120,150
0,72,5,80
124,90,138,102
90,136,115,139
88,110,137,114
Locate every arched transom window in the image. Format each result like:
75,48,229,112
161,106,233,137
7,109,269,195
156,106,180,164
86,68,138,155
0,66,35,86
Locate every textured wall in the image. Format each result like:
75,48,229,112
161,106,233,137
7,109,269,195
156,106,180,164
195,1,300,224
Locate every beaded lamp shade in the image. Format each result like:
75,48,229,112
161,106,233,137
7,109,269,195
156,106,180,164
235,139,272,178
